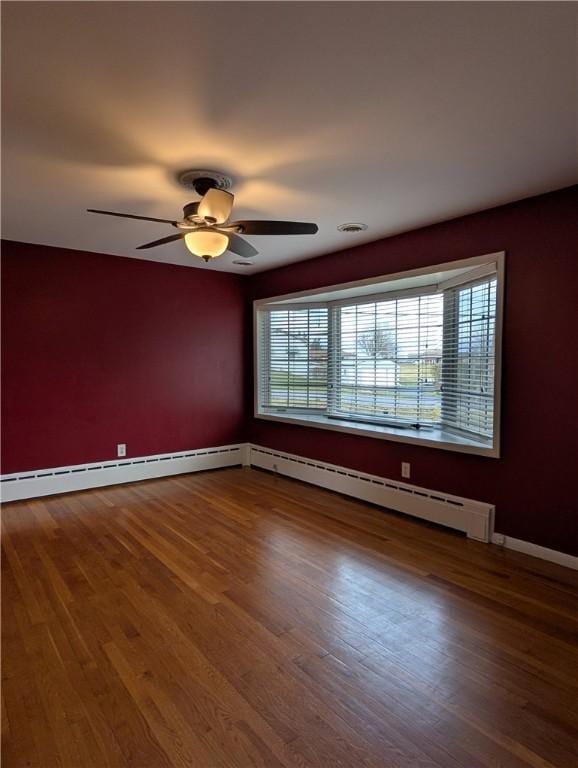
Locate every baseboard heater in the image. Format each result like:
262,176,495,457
2,443,492,541
4,443,574,568
248,444,493,542
0,444,247,503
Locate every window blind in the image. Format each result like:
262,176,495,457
258,307,328,410
441,277,497,438
328,294,443,427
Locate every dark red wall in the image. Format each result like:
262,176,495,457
1,241,246,473
247,186,578,556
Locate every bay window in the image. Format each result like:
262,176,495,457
255,253,503,456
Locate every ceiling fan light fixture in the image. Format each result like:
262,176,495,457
184,230,229,261
87,172,318,262
198,188,234,225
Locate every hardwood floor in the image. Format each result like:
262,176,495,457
2,467,578,768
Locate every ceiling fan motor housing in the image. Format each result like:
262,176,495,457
182,202,199,221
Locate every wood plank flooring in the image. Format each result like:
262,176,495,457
2,466,578,768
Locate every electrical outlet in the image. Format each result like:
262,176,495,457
401,462,411,479
117,443,126,458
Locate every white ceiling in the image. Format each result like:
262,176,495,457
2,2,577,274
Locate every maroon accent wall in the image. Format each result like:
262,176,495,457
247,186,578,556
1,241,246,473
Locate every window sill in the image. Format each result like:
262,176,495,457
255,410,499,458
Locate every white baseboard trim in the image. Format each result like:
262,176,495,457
491,533,577,571
248,444,494,542
0,444,248,502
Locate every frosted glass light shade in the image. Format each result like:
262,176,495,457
184,230,229,259
198,188,234,224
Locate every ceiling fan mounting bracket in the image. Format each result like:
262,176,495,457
176,169,233,197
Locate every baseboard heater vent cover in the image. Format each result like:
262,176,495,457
1,444,247,502
249,444,493,542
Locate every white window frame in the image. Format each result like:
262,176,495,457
254,252,505,458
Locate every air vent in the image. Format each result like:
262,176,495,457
337,222,368,233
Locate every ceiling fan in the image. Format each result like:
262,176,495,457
87,170,318,263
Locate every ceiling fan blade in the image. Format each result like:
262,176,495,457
87,209,177,225
229,220,318,236
136,233,185,250
198,188,234,225
221,231,258,258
